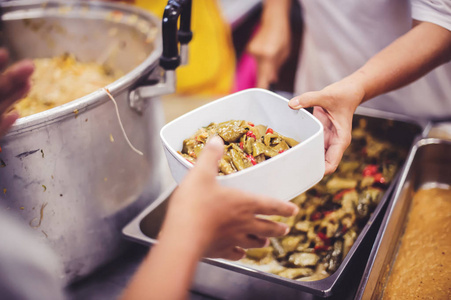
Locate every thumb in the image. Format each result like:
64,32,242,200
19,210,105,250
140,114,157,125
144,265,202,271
193,135,224,177
288,91,323,110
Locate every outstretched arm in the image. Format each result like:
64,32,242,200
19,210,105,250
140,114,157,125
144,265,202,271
246,0,292,89
121,137,298,300
340,21,451,103
289,21,451,174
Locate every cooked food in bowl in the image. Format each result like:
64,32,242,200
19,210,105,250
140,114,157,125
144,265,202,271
179,120,299,175
239,119,407,281
382,187,451,299
15,54,122,117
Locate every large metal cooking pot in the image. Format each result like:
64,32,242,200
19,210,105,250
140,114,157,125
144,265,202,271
0,0,191,283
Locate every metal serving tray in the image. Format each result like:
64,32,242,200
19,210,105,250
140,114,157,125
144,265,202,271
123,111,423,299
355,138,451,299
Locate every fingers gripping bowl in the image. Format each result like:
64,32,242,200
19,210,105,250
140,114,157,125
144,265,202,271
160,89,325,201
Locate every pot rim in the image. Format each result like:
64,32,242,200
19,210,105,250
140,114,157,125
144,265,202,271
1,0,162,137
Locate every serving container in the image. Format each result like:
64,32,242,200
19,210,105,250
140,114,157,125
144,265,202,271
160,88,325,201
124,109,423,298
0,0,191,283
355,138,451,299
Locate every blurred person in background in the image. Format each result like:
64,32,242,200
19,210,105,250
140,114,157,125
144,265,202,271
0,48,297,299
247,0,451,174
104,0,236,96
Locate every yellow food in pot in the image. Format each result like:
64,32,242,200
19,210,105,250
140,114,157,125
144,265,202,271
15,54,121,117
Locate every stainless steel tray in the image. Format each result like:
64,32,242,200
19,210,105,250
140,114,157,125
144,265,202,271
355,138,451,299
123,111,423,299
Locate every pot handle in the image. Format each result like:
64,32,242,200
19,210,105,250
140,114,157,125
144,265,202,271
160,0,193,70
129,0,193,113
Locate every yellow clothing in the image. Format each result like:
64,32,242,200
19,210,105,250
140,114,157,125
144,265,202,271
135,0,235,96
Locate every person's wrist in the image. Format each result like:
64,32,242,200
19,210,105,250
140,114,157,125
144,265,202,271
173,205,218,241
332,75,366,111
345,69,376,104
261,12,289,31
160,214,214,259
261,0,290,26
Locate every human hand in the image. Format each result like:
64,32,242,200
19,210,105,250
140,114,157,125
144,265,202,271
246,4,291,89
0,49,34,138
163,136,299,261
289,78,364,174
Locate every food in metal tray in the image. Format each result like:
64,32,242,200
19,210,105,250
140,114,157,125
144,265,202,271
239,119,407,281
382,187,451,299
179,120,299,175
15,54,121,117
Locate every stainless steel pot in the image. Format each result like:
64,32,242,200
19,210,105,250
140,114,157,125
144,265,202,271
0,0,191,283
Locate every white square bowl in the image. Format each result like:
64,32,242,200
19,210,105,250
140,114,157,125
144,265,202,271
160,88,325,201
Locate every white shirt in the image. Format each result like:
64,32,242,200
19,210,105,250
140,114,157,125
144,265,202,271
295,0,451,121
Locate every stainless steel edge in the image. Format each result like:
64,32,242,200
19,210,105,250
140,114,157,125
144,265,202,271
353,136,422,300
354,137,451,299
354,107,428,129
122,183,177,245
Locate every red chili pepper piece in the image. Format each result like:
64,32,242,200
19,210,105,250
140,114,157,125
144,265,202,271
361,147,367,156
239,142,244,149
373,173,386,184
333,188,354,201
314,245,330,252
317,232,327,241
248,122,254,127
266,128,274,134
317,232,331,248
363,164,378,176
247,154,257,165
341,225,348,234
278,149,285,154
310,211,322,221
246,131,256,139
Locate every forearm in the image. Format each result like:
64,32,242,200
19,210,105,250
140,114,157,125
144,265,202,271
347,21,451,103
262,0,291,22
121,223,209,300
250,0,292,87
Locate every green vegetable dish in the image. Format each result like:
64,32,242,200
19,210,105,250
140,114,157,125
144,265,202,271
179,120,299,175
239,118,408,282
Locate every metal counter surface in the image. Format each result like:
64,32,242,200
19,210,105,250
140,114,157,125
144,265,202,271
66,223,380,300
